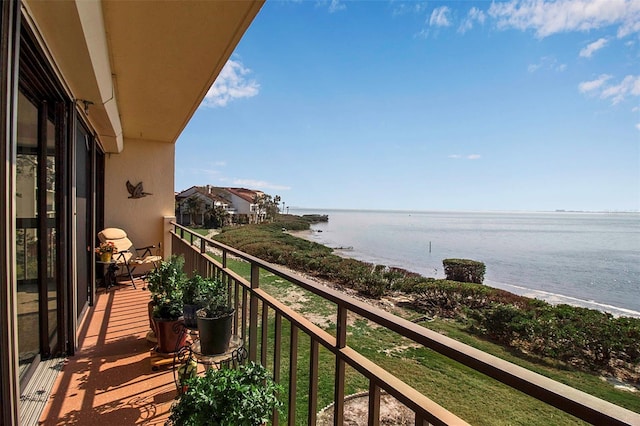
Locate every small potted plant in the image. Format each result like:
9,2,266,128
182,273,208,329
95,241,117,262
146,255,187,353
168,362,283,426
196,277,234,355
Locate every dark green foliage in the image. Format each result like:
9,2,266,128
205,205,230,228
411,281,640,380
168,362,283,426
443,258,486,284
197,277,233,319
212,218,640,382
301,214,329,222
354,272,388,298
147,255,185,320
182,273,208,305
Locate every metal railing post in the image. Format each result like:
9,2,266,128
249,263,260,362
334,305,347,426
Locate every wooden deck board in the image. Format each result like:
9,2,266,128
39,281,176,425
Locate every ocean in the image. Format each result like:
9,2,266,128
289,209,640,318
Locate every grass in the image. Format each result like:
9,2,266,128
205,253,639,425
187,227,211,237
193,223,639,422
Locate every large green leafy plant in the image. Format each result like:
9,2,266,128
168,362,283,426
182,273,208,306
146,255,185,320
182,273,218,328
196,277,233,319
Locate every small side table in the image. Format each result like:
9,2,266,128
173,335,246,392
96,260,119,290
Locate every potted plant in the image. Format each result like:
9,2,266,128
146,255,187,353
182,273,208,329
168,362,283,426
196,277,234,355
95,241,117,262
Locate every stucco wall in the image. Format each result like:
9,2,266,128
104,138,175,258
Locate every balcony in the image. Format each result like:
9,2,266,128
39,223,640,425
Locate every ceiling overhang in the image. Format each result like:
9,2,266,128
22,0,264,153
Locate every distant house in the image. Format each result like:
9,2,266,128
175,185,232,226
175,185,264,225
224,187,265,224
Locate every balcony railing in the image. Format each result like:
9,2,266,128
170,222,640,426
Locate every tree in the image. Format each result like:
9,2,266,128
205,204,230,228
185,195,205,226
252,193,281,223
265,194,280,222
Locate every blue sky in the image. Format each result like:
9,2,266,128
175,0,640,212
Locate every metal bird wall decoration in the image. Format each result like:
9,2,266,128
126,180,152,198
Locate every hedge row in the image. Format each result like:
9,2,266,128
213,220,640,382
403,278,640,378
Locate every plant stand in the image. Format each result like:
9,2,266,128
173,334,246,393
150,347,180,371
150,321,192,371
96,259,119,290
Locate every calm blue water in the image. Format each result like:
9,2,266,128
290,209,640,318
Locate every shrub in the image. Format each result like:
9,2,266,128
168,362,283,426
442,258,486,284
355,273,388,298
147,255,186,320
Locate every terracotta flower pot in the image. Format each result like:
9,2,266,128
154,317,187,354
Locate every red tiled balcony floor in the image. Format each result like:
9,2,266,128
39,281,177,425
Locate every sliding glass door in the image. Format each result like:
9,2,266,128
15,90,60,386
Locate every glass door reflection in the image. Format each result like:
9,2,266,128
16,91,60,384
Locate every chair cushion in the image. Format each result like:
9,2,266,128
98,228,127,240
98,228,134,253
113,251,133,264
132,255,162,265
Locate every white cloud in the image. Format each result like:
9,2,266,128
636,123,640,131
579,74,640,104
449,154,481,160
328,0,346,13
600,75,640,104
578,74,612,93
192,162,226,179
392,2,429,16
430,6,451,27
232,179,292,191
488,0,640,38
197,168,222,179
579,38,609,57
202,58,260,108
528,56,567,73
315,0,346,13
459,7,486,33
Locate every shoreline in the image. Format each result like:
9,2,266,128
288,229,640,319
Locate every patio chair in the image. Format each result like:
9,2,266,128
97,228,162,289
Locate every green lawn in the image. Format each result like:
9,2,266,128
210,254,639,425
